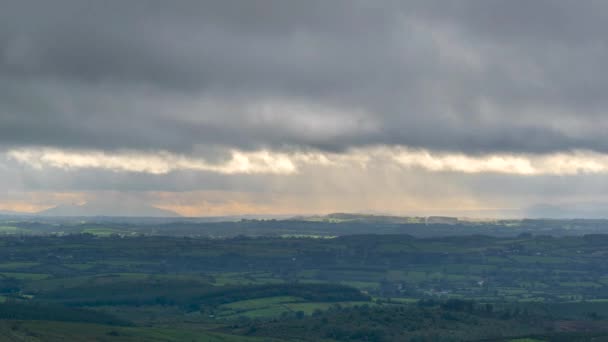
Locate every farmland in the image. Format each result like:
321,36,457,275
2,217,608,340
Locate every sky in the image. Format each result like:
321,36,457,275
2,0,608,217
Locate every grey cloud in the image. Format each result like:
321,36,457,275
1,0,608,154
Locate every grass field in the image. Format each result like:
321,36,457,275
216,296,372,319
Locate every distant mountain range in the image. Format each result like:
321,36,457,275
36,203,180,218
524,203,608,219
2,204,608,220
0,203,180,218
0,210,29,216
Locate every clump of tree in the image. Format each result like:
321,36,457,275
227,301,544,342
0,301,131,326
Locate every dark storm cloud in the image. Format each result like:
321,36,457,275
2,0,608,153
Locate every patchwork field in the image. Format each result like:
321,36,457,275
1,226,608,340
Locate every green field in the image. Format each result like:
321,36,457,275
0,230,607,340
216,296,372,319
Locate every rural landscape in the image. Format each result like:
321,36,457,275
1,214,608,341
4,0,608,341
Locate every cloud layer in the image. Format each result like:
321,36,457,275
3,0,608,154
10,147,608,177
2,1,608,216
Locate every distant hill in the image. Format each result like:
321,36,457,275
292,213,426,224
525,203,608,219
36,203,180,218
0,210,32,216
